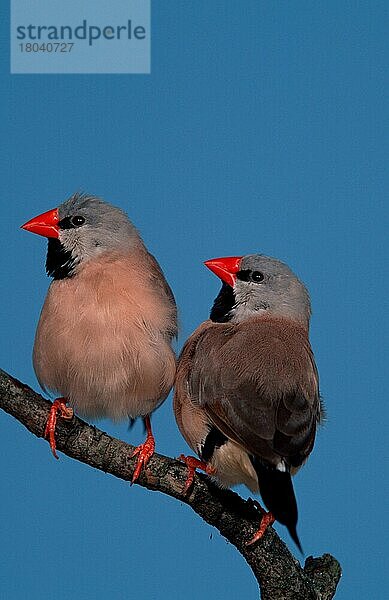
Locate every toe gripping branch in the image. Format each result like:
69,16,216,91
178,454,216,495
178,456,274,545
44,398,74,459
131,415,155,484
246,500,275,547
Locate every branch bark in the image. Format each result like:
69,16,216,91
0,368,341,599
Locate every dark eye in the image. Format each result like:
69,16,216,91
71,216,85,227
251,271,264,283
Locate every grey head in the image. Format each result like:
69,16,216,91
47,192,142,279
210,254,311,328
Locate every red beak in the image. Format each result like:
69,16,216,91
21,208,59,239
204,256,242,287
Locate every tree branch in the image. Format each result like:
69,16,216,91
0,368,341,599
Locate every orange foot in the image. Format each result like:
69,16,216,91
44,398,74,460
178,454,216,495
246,500,275,546
131,415,155,484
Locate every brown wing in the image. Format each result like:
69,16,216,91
188,317,321,470
173,323,214,455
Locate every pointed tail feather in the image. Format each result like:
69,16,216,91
250,457,303,554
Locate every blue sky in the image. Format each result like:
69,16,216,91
1,2,388,599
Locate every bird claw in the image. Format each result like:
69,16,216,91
178,454,215,495
131,435,155,484
44,398,73,459
246,504,275,546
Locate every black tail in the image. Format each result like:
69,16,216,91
251,457,303,554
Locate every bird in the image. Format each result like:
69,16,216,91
174,254,323,551
21,192,177,482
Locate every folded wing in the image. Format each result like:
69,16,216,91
188,317,321,472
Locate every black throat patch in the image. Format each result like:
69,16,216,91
46,238,78,280
210,282,235,323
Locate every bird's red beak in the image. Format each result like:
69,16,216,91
21,208,60,239
204,256,242,287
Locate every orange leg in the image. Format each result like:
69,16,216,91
246,500,275,546
44,398,74,460
178,454,216,495
131,415,155,484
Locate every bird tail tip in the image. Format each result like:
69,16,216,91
288,524,303,555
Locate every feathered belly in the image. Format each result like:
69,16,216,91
210,441,259,493
33,285,176,420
